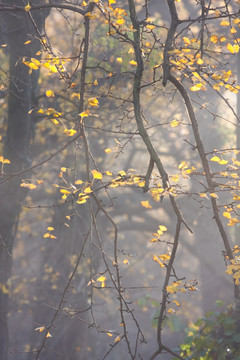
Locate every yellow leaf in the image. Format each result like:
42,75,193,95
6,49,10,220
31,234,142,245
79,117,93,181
116,57,123,63
79,110,90,118
118,170,126,177
210,35,218,43
170,119,179,128
105,148,111,154
105,170,113,176
123,259,129,264
197,58,204,65
91,169,102,180
116,18,125,25
93,79,98,85
153,255,164,267
219,36,226,42
61,167,67,172
199,193,209,199
60,189,71,194
106,332,113,337
88,97,99,107
47,226,54,231
46,331,52,338
228,218,240,226
219,159,228,165
220,20,230,26
190,83,203,91
43,233,51,238
173,300,180,306
51,118,59,125
141,200,152,209
35,326,46,332
129,60,137,66
210,155,221,162
159,225,167,232
76,196,88,204
24,40,31,45
84,187,92,194
75,179,83,185
227,43,235,54
20,182,37,190
114,336,121,343
146,24,156,30
210,192,218,199
64,129,77,136
183,37,191,45
168,308,175,314
96,276,106,287
46,90,55,98
128,48,134,54
230,27,237,34
24,2,31,12
223,212,231,219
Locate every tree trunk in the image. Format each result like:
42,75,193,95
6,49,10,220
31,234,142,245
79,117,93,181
0,2,47,358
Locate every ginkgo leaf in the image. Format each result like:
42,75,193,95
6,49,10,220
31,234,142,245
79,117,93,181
105,148,111,154
88,97,99,107
129,60,137,65
91,169,102,180
106,332,113,337
47,226,54,231
24,2,31,11
220,20,230,26
146,24,156,30
75,179,83,185
123,259,129,264
114,336,121,343
96,276,106,287
46,90,55,97
0,156,10,164
60,189,71,194
210,156,221,162
170,119,179,127
35,326,46,332
116,18,125,25
210,192,218,199
190,83,203,91
116,57,123,63
210,35,218,43
64,129,77,136
78,110,90,118
141,200,152,209
159,225,167,232
20,183,37,190
46,331,52,338
223,212,231,219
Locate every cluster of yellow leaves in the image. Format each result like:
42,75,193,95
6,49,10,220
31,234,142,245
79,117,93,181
210,70,240,93
43,226,56,239
150,225,168,243
226,257,240,285
153,252,170,268
34,326,52,338
167,280,198,294
23,55,71,75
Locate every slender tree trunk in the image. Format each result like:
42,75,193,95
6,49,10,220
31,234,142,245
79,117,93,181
0,3,47,358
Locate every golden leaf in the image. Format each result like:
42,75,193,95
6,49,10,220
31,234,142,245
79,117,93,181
141,200,152,209
129,60,137,65
46,90,55,98
210,35,218,43
91,169,102,180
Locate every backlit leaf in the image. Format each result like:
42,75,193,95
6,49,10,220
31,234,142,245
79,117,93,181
141,200,152,209
91,170,102,180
